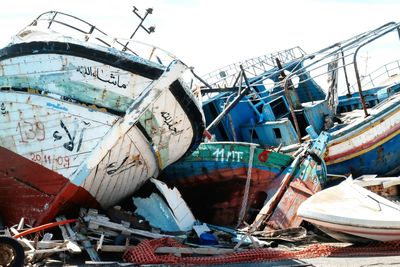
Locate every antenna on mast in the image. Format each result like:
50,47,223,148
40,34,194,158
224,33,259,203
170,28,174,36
122,5,155,51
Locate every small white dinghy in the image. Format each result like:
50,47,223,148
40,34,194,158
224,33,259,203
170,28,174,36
297,175,400,242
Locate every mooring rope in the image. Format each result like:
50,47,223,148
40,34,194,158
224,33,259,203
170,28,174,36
236,144,256,227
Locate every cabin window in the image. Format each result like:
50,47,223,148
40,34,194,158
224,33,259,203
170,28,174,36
289,111,309,137
273,128,282,139
269,97,289,119
368,100,376,108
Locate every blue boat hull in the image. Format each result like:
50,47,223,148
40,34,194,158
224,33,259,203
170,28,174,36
326,133,400,176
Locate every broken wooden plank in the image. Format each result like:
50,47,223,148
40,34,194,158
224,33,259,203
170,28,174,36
66,240,82,253
78,233,101,261
27,239,81,253
95,244,133,253
96,234,105,251
150,178,196,231
84,215,173,239
25,247,71,255
17,217,25,231
19,237,36,251
56,217,81,253
57,219,71,241
107,206,151,231
28,240,66,249
9,227,20,236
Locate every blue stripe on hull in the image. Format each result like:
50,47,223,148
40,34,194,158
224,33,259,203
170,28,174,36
327,133,400,176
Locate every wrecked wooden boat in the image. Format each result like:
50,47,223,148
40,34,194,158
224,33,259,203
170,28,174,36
199,22,400,177
324,92,400,176
163,131,329,229
298,175,400,242
0,11,190,113
0,11,205,226
162,142,293,226
251,131,329,231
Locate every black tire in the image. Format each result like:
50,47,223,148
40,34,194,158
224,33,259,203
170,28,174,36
0,236,25,267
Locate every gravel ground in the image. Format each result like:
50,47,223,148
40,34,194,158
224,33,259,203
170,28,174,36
37,251,400,267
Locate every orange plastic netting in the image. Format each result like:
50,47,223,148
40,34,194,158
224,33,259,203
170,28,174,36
123,238,400,265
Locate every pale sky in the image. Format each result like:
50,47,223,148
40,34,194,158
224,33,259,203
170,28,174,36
0,0,399,76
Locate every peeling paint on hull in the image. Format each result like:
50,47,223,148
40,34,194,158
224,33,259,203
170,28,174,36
0,146,99,226
162,142,293,226
0,12,205,226
0,81,203,225
251,131,330,231
325,93,400,176
326,134,400,176
165,168,285,226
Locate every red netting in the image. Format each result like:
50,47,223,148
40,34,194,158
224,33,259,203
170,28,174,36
123,238,400,266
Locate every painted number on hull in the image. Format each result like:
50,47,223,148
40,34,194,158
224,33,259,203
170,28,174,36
212,148,244,162
31,153,70,169
16,121,45,143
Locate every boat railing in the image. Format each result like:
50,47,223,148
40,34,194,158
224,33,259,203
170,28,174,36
201,46,306,89
283,22,400,96
349,60,400,92
274,21,400,137
28,11,177,66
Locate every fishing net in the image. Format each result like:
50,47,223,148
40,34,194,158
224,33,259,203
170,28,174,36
123,237,400,265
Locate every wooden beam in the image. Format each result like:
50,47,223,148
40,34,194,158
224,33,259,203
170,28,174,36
84,215,173,239
95,244,132,253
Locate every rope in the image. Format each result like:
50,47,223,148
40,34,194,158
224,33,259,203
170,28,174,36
236,144,256,227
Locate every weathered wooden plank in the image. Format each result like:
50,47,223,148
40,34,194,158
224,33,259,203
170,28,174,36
95,244,132,253
84,215,172,239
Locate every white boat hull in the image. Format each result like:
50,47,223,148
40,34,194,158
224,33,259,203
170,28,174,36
0,67,203,225
0,12,205,226
298,177,400,242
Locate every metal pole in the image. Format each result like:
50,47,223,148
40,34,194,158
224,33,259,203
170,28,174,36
353,60,369,116
190,68,214,90
122,7,154,51
275,58,303,143
284,76,303,144
340,49,351,95
206,65,252,132
47,12,58,29
351,25,400,116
